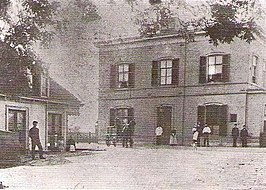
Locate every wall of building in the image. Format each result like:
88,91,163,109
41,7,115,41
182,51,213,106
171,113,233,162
0,100,46,150
98,35,266,144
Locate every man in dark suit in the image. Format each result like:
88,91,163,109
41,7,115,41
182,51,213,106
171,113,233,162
29,121,45,159
232,123,239,147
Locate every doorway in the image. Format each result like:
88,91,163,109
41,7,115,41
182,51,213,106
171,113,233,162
48,113,62,150
157,106,172,145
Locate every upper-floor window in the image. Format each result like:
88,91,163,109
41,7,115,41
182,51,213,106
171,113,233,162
118,64,129,88
25,66,33,89
110,63,135,89
152,59,179,86
252,55,258,84
199,54,230,83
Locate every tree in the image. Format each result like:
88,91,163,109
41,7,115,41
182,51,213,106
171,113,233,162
0,0,101,64
131,0,265,45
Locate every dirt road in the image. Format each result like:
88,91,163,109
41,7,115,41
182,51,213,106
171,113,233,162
1,145,266,189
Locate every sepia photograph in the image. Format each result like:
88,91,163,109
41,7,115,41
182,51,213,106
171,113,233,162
0,0,266,189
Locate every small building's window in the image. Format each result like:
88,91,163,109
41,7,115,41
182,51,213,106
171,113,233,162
25,66,33,89
252,55,258,84
7,109,26,132
41,69,49,97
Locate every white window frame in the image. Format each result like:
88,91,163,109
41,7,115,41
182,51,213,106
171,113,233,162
118,64,129,88
160,59,173,85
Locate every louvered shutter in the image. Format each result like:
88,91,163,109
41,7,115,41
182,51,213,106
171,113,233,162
129,64,135,88
151,61,159,86
199,56,207,83
110,65,117,89
197,105,205,126
219,105,228,136
110,108,116,126
128,107,134,121
172,59,179,85
222,55,230,82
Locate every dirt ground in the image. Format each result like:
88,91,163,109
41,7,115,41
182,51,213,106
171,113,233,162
1,144,266,189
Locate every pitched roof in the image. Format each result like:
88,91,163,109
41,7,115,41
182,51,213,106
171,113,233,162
48,77,83,107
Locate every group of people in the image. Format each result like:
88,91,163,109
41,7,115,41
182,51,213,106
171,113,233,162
192,122,212,147
232,124,249,147
192,122,250,147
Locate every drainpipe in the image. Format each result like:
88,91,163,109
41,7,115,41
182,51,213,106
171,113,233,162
181,39,187,145
181,26,194,145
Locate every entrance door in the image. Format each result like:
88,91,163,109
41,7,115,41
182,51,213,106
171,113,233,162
8,109,27,150
48,113,62,150
157,106,172,145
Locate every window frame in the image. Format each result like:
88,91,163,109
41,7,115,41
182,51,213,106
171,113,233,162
5,105,28,132
118,64,130,88
152,58,179,87
160,60,173,85
252,55,258,84
199,54,230,84
207,55,223,82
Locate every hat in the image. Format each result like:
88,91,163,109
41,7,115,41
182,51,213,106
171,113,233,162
33,121,38,124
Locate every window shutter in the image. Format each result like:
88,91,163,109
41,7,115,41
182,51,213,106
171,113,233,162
110,108,116,126
151,61,159,86
128,107,134,121
219,105,228,136
129,64,135,88
222,55,230,82
199,56,207,83
197,105,205,126
172,59,179,85
110,65,117,89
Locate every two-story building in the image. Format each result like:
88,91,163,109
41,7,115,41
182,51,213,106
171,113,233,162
97,32,266,145
0,42,82,152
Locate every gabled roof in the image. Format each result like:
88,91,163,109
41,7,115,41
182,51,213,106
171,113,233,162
48,77,83,107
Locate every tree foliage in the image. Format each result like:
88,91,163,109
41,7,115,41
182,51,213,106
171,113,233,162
0,0,101,66
132,0,265,45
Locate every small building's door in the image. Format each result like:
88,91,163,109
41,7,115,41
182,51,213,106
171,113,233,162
157,106,172,145
48,113,62,150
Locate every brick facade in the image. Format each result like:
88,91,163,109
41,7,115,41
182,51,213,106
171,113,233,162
97,33,266,145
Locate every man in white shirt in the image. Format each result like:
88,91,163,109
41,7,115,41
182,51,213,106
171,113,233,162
155,126,163,145
202,124,211,147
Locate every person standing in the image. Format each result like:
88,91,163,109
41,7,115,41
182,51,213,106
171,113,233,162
202,124,211,147
195,122,202,146
155,126,163,145
128,119,136,148
169,129,178,146
240,125,249,147
29,121,45,160
122,120,129,148
232,123,239,147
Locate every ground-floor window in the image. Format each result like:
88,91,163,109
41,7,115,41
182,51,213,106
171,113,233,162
109,107,134,136
198,104,228,136
48,113,62,150
6,107,27,149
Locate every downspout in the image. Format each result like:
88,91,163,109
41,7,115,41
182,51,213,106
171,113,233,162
181,39,188,145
